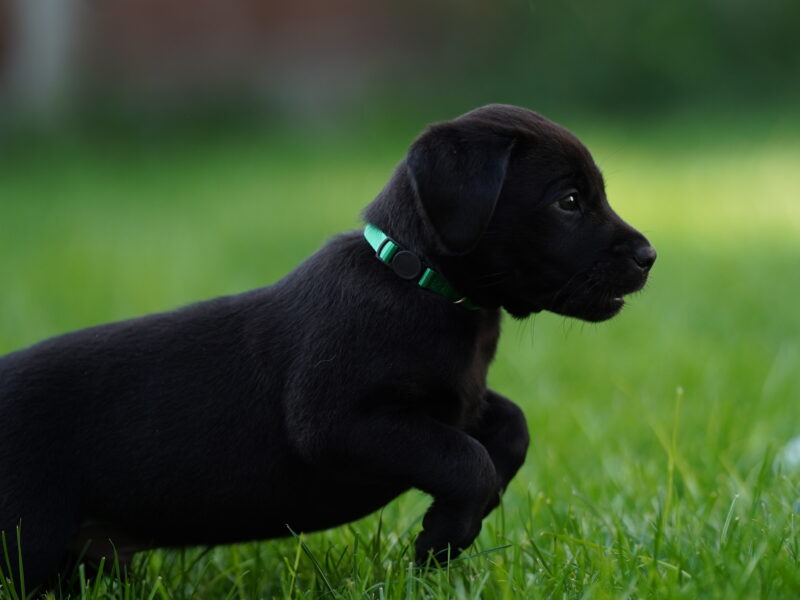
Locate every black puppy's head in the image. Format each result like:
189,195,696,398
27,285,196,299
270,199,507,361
364,104,656,322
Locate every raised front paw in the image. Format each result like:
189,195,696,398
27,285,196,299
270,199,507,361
414,501,484,566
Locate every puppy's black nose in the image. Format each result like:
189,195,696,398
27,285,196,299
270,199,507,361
632,244,657,271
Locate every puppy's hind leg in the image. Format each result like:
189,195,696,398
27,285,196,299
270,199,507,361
0,496,81,595
470,390,530,516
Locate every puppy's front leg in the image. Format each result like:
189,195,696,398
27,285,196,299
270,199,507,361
469,390,530,515
325,415,499,564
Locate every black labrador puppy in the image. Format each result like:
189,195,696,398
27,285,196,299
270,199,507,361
0,104,655,590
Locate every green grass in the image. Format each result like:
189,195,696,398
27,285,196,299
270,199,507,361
1,116,799,598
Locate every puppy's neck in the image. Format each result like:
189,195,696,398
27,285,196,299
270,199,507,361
362,161,441,269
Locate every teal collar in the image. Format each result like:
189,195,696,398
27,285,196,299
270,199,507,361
363,224,478,310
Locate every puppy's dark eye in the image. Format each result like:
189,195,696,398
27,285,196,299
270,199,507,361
556,194,579,212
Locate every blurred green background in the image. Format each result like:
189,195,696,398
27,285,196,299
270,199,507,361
2,0,800,597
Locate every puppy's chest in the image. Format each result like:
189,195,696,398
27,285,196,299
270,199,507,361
437,319,500,429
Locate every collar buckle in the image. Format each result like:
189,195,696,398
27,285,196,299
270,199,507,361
374,232,423,281
389,250,423,280
364,223,479,310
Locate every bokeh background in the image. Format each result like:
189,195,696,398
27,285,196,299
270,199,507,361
1,1,800,597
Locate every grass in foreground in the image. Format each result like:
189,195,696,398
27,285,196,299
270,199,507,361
1,116,799,598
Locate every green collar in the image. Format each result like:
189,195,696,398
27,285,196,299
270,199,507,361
363,224,478,310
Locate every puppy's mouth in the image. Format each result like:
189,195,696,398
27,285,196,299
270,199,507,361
549,289,628,322
500,259,650,322
504,289,627,322
537,265,648,322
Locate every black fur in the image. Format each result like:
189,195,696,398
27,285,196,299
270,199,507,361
0,104,654,591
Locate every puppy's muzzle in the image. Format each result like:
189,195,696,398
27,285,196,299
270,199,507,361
613,240,657,274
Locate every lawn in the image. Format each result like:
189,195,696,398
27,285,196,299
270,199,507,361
1,112,799,598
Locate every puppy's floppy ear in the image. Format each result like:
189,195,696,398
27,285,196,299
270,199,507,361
407,125,514,255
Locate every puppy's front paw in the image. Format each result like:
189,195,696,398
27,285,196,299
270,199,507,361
414,502,483,566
